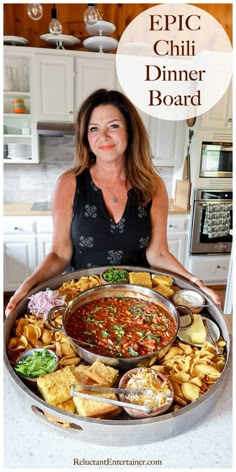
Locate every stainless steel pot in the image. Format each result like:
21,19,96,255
47,283,194,369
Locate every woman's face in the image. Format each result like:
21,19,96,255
87,104,128,162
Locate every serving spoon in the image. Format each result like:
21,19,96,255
70,388,153,414
74,384,153,396
203,319,221,355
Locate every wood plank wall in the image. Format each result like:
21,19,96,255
4,3,232,50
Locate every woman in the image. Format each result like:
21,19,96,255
5,89,220,315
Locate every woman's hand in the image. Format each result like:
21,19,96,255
199,285,221,307
191,277,222,308
5,281,32,317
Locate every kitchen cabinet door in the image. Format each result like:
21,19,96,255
4,235,37,291
75,55,116,110
3,47,39,164
35,54,74,122
167,214,190,266
187,255,230,285
37,234,53,263
199,81,232,130
167,233,188,266
150,118,186,167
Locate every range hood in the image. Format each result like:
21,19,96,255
37,122,75,136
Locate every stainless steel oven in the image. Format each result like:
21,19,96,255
190,189,232,254
199,142,232,178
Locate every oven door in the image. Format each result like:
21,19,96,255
190,201,232,254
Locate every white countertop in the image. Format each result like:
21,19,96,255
4,353,232,470
4,200,190,216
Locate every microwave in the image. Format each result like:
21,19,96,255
199,141,232,178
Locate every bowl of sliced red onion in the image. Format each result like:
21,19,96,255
27,288,66,323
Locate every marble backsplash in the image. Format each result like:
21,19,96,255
4,136,173,203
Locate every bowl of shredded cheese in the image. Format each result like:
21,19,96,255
118,367,174,418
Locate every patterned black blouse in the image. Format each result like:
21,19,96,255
70,168,152,269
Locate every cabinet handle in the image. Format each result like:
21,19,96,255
14,226,23,231
228,118,232,122
69,111,73,114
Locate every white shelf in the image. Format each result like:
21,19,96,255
4,91,31,97
3,159,33,164
4,113,31,117
4,134,32,138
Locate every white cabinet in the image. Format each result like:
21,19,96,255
3,48,39,164
168,234,188,266
4,46,187,170
37,234,53,261
150,119,186,167
4,233,37,292
4,216,53,291
35,54,74,122
36,216,53,261
187,255,230,285
199,82,232,130
75,55,117,110
167,214,190,266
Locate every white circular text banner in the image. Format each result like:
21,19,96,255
116,3,232,121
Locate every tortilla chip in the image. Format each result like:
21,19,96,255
181,382,200,401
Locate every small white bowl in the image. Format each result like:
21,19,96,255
172,289,206,314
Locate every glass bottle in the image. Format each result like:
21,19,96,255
11,66,19,91
19,65,29,92
4,66,13,91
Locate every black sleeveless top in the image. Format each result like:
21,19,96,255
70,169,152,269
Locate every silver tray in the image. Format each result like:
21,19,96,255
4,266,231,446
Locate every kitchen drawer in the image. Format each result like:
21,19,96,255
167,215,189,232
4,217,36,234
36,217,53,233
188,255,230,284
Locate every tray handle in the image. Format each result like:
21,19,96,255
31,404,83,432
47,305,65,331
176,305,194,329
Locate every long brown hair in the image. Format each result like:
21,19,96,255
73,89,158,203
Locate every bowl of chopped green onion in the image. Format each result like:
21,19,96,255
14,348,58,387
101,267,129,285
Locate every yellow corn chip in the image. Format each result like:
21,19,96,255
181,382,200,401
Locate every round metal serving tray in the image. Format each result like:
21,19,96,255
4,267,231,446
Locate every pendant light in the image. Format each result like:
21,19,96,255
49,4,63,34
83,4,100,25
27,3,43,21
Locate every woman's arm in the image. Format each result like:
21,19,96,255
146,176,221,305
5,171,76,316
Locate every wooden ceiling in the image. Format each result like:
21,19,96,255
4,3,232,50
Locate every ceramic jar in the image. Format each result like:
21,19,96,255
12,98,25,114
